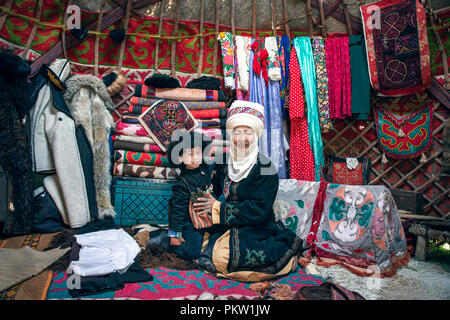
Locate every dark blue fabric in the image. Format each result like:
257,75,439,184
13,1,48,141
278,35,290,121
32,190,63,233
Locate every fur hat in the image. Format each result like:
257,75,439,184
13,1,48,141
226,100,265,138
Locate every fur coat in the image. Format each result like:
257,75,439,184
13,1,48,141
0,52,34,234
63,74,117,220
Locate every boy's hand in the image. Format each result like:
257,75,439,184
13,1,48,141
170,237,185,246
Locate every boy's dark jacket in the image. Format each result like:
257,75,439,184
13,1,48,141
169,162,218,234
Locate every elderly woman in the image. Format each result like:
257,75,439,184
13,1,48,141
193,101,303,282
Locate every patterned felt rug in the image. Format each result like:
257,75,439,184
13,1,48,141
46,266,325,300
0,232,59,300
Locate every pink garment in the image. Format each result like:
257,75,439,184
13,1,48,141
289,48,315,181
325,37,352,119
116,121,149,137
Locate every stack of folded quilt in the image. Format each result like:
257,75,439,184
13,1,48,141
131,82,230,157
112,107,180,180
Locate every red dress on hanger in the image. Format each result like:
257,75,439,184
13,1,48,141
289,47,315,181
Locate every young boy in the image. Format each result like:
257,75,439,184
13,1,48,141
165,130,218,261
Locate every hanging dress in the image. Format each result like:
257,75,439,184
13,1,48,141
288,46,315,181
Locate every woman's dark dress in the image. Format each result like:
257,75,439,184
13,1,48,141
211,153,303,274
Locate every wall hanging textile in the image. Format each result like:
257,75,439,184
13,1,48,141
138,99,197,152
265,37,282,81
293,37,325,182
326,156,371,185
324,36,352,119
288,47,315,181
349,34,371,120
311,36,332,133
113,163,178,179
130,97,226,110
268,79,287,179
251,38,269,87
217,32,236,90
275,180,409,277
235,35,252,92
277,35,290,121
113,150,170,167
116,121,149,137
248,39,286,178
360,0,431,96
373,93,434,159
134,85,226,102
113,140,163,154
0,0,344,85
249,41,269,158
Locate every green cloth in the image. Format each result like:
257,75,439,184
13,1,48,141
349,34,371,120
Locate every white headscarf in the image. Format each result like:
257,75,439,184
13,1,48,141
226,101,265,182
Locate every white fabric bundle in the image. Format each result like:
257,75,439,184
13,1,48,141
235,35,252,92
68,229,141,277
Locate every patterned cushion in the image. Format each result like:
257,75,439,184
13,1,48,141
138,99,197,152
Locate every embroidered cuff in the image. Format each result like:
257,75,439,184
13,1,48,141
168,230,183,239
212,200,221,224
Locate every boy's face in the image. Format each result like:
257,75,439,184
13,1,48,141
179,147,203,170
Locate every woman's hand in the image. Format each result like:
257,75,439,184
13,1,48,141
192,192,216,215
170,237,185,246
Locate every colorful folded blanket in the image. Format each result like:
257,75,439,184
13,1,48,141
121,112,141,124
113,163,179,179
130,97,226,111
197,118,226,129
113,150,171,167
114,139,164,153
113,134,156,144
194,128,224,140
116,121,149,137
190,108,228,119
134,84,226,102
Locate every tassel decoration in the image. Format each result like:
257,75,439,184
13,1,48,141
382,152,388,164
420,152,427,163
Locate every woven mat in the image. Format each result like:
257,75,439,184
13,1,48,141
0,232,59,300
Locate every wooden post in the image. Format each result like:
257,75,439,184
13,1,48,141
171,0,180,78
282,0,291,39
61,0,73,60
271,0,278,37
252,0,257,38
305,0,314,36
22,0,44,59
318,0,327,38
342,0,353,35
212,0,219,77
415,235,428,261
196,0,205,77
0,0,14,32
154,0,165,73
117,0,133,71
94,0,106,76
